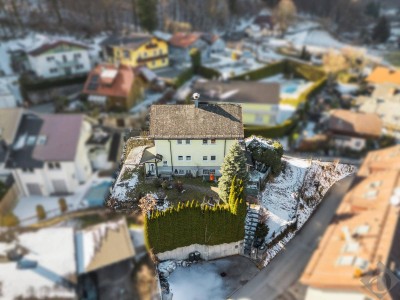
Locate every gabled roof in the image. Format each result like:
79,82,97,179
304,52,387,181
169,32,202,48
83,64,135,98
28,40,89,56
193,80,280,105
327,109,382,138
76,219,135,274
149,104,244,139
366,66,400,85
100,33,152,50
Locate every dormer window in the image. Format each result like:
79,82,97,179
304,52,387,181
37,135,47,145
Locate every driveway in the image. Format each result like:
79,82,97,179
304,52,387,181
228,175,355,300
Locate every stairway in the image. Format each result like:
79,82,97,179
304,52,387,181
243,206,260,256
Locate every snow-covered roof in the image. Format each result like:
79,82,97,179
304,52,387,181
0,227,76,299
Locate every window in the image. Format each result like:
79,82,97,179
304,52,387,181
210,169,215,174
203,139,208,144
210,139,216,144
178,156,183,160
177,140,182,144
62,55,67,62
55,162,61,169
37,135,47,145
159,49,163,55
185,139,190,144
46,56,54,61
152,60,155,66
22,168,34,173
163,161,168,166
76,64,84,70
211,156,216,161
74,53,82,59
203,169,210,175
48,162,54,169
186,156,191,161
203,156,207,161
48,162,61,170
27,136,37,146
50,68,58,73
123,50,130,59
179,169,185,174
144,52,147,57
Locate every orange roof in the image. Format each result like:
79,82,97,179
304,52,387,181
358,145,400,177
82,64,134,98
328,109,382,138
169,32,201,48
300,149,400,298
366,66,400,85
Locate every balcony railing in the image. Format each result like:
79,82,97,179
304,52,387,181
137,54,168,64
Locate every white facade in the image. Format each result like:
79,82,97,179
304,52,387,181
12,121,93,197
332,135,366,152
28,46,91,79
146,138,237,177
0,78,19,108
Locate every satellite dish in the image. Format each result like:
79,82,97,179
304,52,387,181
192,93,200,100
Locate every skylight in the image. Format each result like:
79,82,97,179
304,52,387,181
365,190,378,199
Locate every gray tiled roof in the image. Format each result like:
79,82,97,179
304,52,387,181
149,104,244,139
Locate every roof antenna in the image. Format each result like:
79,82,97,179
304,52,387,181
192,93,200,108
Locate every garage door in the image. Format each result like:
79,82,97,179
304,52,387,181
26,183,42,196
52,180,69,194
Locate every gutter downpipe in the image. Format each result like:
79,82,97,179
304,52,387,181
168,139,173,174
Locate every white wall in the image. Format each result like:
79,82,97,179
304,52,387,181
156,241,243,261
305,287,368,300
74,121,93,183
28,48,91,79
150,139,237,176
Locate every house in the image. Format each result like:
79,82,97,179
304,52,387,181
192,80,280,126
142,103,244,177
356,83,400,139
27,40,91,78
101,33,169,70
0,227,77,299
6,112,93,196
82,64,137,110
0,108,23,182
300,145,400,300
168,32,211,64
246,14,277,38
324,109,382,151
366,66,400,86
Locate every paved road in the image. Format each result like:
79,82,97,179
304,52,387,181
228,175,355,300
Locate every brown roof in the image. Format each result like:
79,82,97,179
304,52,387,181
33,114,84,161
327,109,382,138
101,33,152,50
0,108,24,145
301,170,400,296
149,104,244,139
169,32,202,48
28,40,89,56
366,66,400,85
193,80,280,105
83,64,135,98
358,145,400,177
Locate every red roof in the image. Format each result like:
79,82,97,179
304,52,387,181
83,64,135,98
169,32,202,48
28,40,89,56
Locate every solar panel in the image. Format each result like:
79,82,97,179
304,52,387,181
87,83,99,91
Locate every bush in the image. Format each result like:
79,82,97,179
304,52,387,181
255,223,269,239
153,178,162,188
36,205,46,220
0,213,19,227
174,68,194,88
161,180,169,190
245,119,296,138
58,198,68,213
174,180,184,193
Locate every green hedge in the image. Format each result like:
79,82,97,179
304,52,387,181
197,66,221,79
288,60,325,81
20,74,88,91
245,119,297,138
145,179,246,253
174,68,194,88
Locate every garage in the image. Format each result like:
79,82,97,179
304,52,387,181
26,183,42,196
52,180,69,194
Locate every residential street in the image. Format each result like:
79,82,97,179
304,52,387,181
229,174,355,300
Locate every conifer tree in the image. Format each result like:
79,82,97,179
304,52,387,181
218,142,249,203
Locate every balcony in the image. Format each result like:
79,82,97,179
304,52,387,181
137,54,168,64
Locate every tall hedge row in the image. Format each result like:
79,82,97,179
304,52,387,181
144,179,246,253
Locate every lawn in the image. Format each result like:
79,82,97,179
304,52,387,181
130,169,219,207
385,51,400,67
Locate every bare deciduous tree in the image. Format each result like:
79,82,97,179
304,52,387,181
273,0,297,36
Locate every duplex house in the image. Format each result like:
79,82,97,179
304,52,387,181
192,80,280,126
6,112,92,196
101,33,169,70
301,145,400,300
324,109,382,151
27,40,91,78
142,103,244,177
82,64,137,110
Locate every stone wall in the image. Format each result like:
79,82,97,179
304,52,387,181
156,240,244,261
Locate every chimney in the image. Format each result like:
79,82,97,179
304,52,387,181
192,93,200,108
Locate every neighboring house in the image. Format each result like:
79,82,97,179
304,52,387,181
82,64,137,110
300,145,400,300
101,34,169,70
324,109,382,151
86,126,114,171
6,112,93,197
366,66,400,86
0,76,21,108
0,108,23,182
246,14,277,38
356,83,400,139
201,33,226,53
168,32,211,64
192,80,280,126
27,40,91,78
142,103,244,177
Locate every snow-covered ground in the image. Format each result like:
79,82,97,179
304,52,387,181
130,92,164,114
261,157,310,241
13,173,111,225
